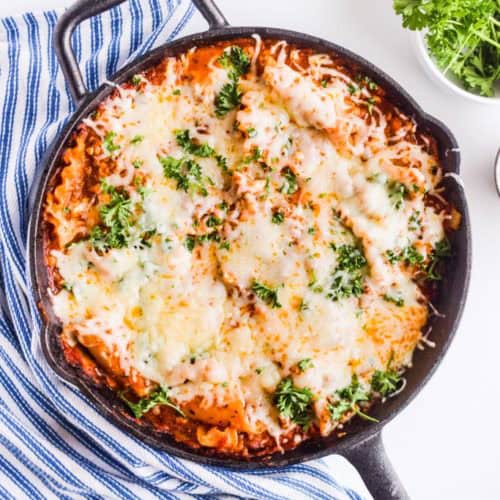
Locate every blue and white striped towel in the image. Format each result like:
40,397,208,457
0,1,368,498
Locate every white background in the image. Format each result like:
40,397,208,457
2,1,499,499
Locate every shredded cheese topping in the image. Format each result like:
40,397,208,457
45,38,454,450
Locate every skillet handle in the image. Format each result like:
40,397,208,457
339,432,410,500
54,0,229,104
192,0,229,29
54,0,127,104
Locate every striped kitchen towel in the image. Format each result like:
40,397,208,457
0,1,368,498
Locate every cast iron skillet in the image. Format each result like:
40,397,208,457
27,0,472,498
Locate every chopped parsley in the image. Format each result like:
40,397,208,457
215,81,243,116
159,156,207,196
132,159,143,169
298,358,314,372
206,214,223,227
219,240,231,251
174,129,228,171
271,210,285,224
274,377,315,430
247,127,257,138
328,375,378,422
371,356,402,397
120,386,184,419
130,135,144,145
280,167,298,195
243,146,262,164
131,75,141,86
386,239,451,280
251,281,282,308
89,181,134,252
214,46,250,117
408,210,421,231
327,244,367,301
172,88,181,96
383,293,405,307
386,180,409,210
103,131,120,156
425,238,452,280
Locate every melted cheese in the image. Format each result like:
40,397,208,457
49,39,450,443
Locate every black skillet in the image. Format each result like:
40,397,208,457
27,1,472,498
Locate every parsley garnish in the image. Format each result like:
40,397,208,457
159,156,207,196
243,146,262,164
387,180,409,210
298,358,314,372
89,181,133,251
247,127,257,137
383,293,405,307
280,167,298,195
274,377,315,430
251,281,282,308
386,239,451,280
132,159,143,169
425,238,452,280
175,129,228,170
327,244,367,301
214,46,250,117
172,88,181,96
408,210,421,231
130,135,144,145
120,386,184,419
103,131,120,156
271,210,285,224
328,375,378,422
394,0,500,97
131,75,141,86
371,356,402,397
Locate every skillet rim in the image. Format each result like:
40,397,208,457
27,25,472,469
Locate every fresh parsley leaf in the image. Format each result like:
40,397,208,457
130,135,144,145
132,159,143,169
206,214,223,227
328,375,378,422
251,281,282,308
217,46,250,78
271,210,285,224
408,210,421,231
425,238,452,280
103,131,120,156
243,147,262,164
120,386,184,418
327,244,367,301
387,180,409,209
159,156,207,196
214,47,250,117
215,81,242,117
247,127,257,138
371,366,401,397
274,377,315,430
393,0,500,97
89,183,134,251
298,358,314,372
280,167,298,195
383,293,405,307
172,88,181,96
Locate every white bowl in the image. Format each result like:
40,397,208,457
413,31,500,105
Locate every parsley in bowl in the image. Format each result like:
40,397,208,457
394,0,500,102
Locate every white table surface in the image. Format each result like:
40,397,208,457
2,1,499,499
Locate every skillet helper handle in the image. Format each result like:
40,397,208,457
54,0,229,104
54,0,128,104
339,432,410,500
192,0,229,29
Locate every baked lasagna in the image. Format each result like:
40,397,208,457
42,37,460,457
